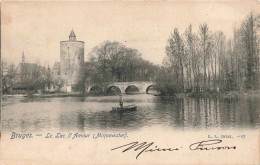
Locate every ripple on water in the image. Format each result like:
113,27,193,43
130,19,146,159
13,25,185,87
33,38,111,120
2,95,260,132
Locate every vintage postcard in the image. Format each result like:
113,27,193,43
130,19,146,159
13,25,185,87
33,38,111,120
1,0,260,164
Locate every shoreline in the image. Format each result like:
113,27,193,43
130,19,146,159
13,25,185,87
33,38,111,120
2,90,260,99
173,90,260,98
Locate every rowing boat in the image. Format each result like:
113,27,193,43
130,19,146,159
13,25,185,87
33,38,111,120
111,104,137,113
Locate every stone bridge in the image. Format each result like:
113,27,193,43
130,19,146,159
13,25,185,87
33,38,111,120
86,81,156,94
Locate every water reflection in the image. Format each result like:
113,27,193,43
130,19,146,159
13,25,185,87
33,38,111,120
2,95,260,132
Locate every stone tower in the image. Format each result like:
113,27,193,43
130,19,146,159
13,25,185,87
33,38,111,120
60,29,85,92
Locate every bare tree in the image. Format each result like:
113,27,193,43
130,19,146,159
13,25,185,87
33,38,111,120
1,61,16,93
199,23,213,90
165,28,185,92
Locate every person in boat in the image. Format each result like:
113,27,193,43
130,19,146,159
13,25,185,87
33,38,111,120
119,94,123,108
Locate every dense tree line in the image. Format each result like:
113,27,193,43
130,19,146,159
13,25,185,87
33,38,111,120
156,13,260,95
85,41,159,87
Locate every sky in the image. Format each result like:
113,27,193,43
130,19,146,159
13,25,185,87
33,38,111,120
2,1,260,67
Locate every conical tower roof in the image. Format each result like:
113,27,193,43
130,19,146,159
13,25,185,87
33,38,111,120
69,29,76,37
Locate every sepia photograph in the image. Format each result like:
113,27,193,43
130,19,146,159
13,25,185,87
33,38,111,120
1,1,260,164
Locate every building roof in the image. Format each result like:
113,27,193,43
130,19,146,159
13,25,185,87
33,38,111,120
15,62,41,80
17,63,38,71
69,29,76,37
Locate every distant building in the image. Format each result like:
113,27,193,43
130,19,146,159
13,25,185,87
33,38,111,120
15,52,40,82
11,52,45,94
52,62,60,81
60,29,85,92
45,62,61,92
11,30,85,94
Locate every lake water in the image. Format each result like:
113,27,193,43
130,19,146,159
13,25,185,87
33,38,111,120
2,94,260,132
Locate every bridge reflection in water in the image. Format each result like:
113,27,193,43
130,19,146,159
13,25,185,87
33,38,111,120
2,94,259,132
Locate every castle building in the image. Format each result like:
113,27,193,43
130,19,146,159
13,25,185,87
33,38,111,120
60,30,85,92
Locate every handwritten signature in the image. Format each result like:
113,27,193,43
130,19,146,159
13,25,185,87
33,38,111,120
111,139,236,159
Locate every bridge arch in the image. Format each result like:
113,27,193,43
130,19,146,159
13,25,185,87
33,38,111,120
106,85,121,94
87,81,155,94
125,85,139,94
146,85,157,94
89,86,103,95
